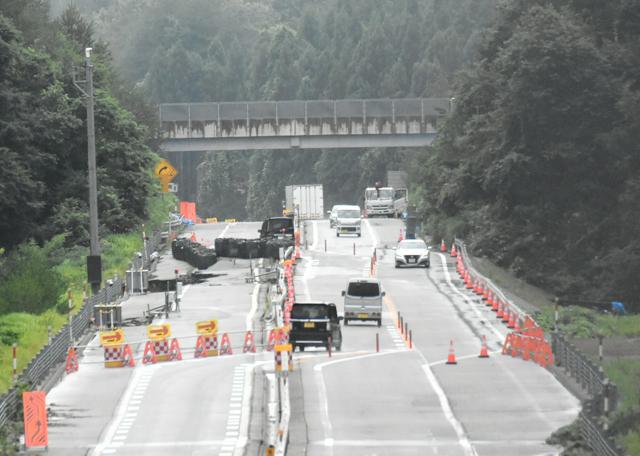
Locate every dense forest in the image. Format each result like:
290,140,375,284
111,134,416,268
418,0,640,309
8,0,640,309
53,0,496,218
0,0,155,251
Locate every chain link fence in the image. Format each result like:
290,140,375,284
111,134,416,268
0,230,164,430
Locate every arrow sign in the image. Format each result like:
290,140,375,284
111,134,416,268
154,159,177,180
147,323,171,341
100,329,125,346
196,319,218,335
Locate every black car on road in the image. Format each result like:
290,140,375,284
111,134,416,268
290,302,342,352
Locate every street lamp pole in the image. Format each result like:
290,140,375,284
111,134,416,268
75,47,102,294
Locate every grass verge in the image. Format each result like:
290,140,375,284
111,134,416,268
0,192,175,394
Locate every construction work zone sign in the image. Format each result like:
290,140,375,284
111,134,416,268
23,391,48,448
147,323,171,341
100,329,125,346
196,319,218,335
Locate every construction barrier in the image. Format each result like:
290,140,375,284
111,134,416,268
194,335,219,358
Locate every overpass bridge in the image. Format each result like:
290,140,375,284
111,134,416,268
159,98,450,152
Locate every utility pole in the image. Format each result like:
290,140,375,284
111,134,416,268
74,48,102,294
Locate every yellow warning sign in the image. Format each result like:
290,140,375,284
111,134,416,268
100,329,125,346
147,323,171,341
274,343,292,353
155,159,178,180
196,320,218,335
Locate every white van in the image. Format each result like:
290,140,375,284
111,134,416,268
334,205,361,237
341,278,384,326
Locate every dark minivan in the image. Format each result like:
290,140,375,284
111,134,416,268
259,216,294,239
290,302,342,352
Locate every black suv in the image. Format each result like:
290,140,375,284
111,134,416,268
258,216,294,239
290,302,343,352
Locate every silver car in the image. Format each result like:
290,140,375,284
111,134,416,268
342,277,384,326
394,239,431,268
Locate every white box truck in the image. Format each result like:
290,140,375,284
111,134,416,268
285,184,324,220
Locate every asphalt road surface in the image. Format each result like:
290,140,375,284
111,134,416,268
46,222,265,456
290,217,580,456
44,218,579,456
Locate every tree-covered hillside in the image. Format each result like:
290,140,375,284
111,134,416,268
47,0,640,307
0,1,155,249
57,0,497,218
418,0,640,308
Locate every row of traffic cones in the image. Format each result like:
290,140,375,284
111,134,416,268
438,239,458,258
445,336,490,365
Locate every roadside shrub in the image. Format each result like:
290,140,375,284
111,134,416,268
0,237,66,315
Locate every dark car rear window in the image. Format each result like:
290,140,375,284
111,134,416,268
347,282,380,297
292,304,330,319
268,219,293,234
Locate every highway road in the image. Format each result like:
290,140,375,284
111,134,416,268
44,217,580,456
46,222,266,456
290,217,580,456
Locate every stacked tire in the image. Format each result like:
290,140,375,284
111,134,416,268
214,237,293,260
171,238,217,269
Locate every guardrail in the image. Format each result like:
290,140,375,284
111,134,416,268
454,239,529,318
0,230,164,431
455,239,623,456
552,333,622,455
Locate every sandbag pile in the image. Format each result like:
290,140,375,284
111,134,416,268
214,237,293,260
172,238,218,269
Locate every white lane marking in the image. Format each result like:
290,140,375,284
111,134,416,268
311,220,319,250
246,277,261,331
91,367,158,455
422,364,478,456
302,257,313,301
219,223,232,238
312,350,410,450
363,219,378,252
436,253,504,342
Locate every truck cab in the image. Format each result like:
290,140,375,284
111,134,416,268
364,187,394,217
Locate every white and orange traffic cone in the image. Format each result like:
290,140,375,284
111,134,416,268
446,340,457,365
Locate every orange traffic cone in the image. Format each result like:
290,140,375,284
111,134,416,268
496,301,504,319
65,347,79,374
170,338,183,361
507,311,517,329
491,295,499,312
486,290,495,307
479,336,489,358
514,316,521,332
123,344,135,367
220,333,233,355
446,340,457,365
243,331,257,353
142,341,157,364
398,228,404,242
440,239,446,253
502,307,511,323
450,244,457,257
190,232,196,242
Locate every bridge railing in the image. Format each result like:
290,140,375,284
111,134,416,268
160,98,450,139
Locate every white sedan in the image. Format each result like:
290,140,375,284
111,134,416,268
394,239,431,268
